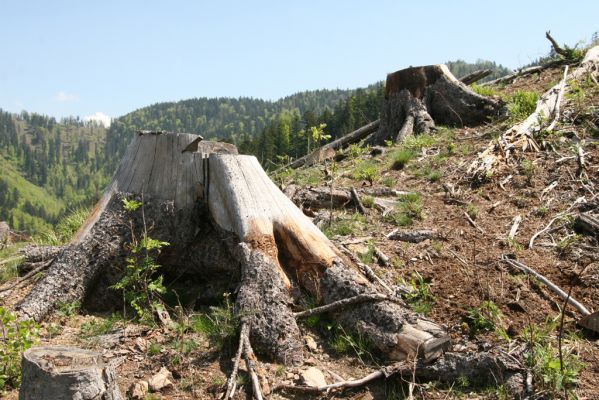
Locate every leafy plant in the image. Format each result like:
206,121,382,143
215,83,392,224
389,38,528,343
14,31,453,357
323,213,366,238
522,317,583,395
464,300,502,335
80,314,122,338
111,198,169,324
351,160,380,184
361,195,375,208
400,272,436,315
56,300,81,317
358,241,376,264
329,324,374,363
0,307,39,390
471,84,498,97
35,207,91,245
466,204,479,221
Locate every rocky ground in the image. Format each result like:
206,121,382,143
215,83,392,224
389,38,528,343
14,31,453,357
1,63,598,399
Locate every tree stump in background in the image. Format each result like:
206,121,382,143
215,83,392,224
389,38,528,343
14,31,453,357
368,64,504,145
19,346,122,400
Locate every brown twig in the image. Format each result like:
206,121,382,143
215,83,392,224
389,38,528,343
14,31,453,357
350,187,367,214
294,293,391,318
243,332,264,400
464,211,485,234
224,322,249,399
0,259,53,295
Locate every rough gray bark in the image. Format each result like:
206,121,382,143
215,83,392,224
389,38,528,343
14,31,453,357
16,132,206,321
368,64,504,146
386,229,439,243
19,346,122,400
207,154,450,363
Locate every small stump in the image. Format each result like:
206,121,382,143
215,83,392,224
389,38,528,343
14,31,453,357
19,346,122,400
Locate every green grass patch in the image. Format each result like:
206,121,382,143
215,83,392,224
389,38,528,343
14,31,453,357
190,294,238,352
384,193,423,226
470,83,498,97
323,213,366,238
507,91,538,122
351,160,380,184
390,149,415,170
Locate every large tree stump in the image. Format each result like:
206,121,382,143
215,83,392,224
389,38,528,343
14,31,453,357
16,132,450,367
368,64,504,145
207,154,450,363
19,346,122,400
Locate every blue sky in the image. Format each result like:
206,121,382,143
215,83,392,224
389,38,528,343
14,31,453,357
1,1,597,124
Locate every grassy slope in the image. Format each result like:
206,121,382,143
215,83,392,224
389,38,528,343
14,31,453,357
0,155,63,232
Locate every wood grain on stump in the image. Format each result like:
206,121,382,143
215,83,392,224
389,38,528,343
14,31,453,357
19,346,122,400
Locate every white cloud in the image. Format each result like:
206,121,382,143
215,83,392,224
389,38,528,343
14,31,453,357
84,111,112,127
54,91,79,102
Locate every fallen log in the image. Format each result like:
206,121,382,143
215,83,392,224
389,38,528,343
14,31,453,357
386,229,438,243
17,132,450,368
283,185,352,210
20,346,123,400
367,64,504,146
574,213,599,236
282,120,380,170
459,68,492,85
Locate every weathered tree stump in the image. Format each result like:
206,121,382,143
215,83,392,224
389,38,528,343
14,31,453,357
19,346,122,400
16,131,450,367
368,64,504,145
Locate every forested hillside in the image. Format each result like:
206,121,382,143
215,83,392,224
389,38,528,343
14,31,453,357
1,59,510,233
0,110,108,232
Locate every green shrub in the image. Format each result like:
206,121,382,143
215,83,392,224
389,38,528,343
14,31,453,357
507,91,538,121
464,301,501,335
400,272,436,315
35,207,91,245
0,307,39,390
351,161,380,184
111,198,169,324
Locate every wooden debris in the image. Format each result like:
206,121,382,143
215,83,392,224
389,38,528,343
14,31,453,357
294,293,391,319
574,213,599,236
508,215,522,240
469,46,599,180
350,187,367,214
460,69,493,85
281,120,380,170
386,229,438,243
464,211,485,234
